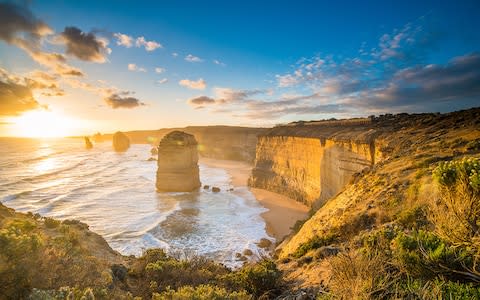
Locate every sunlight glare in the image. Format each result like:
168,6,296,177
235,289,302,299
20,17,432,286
11,111,80,138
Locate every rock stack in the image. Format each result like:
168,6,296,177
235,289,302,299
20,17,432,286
84,136,93,149
156,131,201,192
112,131,130,152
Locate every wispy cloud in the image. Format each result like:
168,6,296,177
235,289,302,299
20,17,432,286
213,59,226,66
113,33,133,47
185,54,203,63
113,33,162,51
158,78,168,84
179,78,206,90
135,36,162,51
128,63,146,72
155,67,165,74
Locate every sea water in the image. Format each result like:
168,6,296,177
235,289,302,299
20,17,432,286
0,138,272,268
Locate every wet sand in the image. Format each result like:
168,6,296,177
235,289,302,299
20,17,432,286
200,158,309,241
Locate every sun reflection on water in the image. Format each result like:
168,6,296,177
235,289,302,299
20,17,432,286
34,157,57,173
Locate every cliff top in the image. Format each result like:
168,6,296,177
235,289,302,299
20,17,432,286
263,107,480,143
159,130,198,147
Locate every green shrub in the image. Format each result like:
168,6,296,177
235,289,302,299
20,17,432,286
293,234,337,258
329,249,393,299
466,139,480,151
431,158,480,247
0,221,42,298
152,284,251,300
396,205,429,230
44,217,61,228
392,230,476,281
227,260,282,298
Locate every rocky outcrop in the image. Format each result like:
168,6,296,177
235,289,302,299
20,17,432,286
112,131,130,152
249,125,383,208
156,131,201,192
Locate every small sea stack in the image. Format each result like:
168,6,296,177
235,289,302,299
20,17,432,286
84,136,93,149
156,131,201,192
112,131,130,152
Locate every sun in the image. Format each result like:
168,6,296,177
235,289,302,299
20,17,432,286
11,110,80,138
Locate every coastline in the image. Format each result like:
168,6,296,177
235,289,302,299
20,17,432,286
200,157,309,241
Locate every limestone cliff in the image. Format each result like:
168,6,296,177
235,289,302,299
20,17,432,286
249,122,383,207
156,131,201,192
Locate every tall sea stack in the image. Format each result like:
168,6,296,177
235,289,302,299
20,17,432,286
112,131,130,152
84,136,93,149
156,131,201,192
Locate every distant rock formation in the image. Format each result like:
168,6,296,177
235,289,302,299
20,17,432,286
93,132,104,143
112,131,130,152
84,137,93,149
156,131,201,192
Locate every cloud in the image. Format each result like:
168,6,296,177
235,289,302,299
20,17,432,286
60,26,110,62
179,78,206,90
113,33,133,47
0,69,48,116
0,80,42,116
104,92,145,109
128,63,146,72
172,52,178,57
0,3,84,77
185,54,203,63
157,78,168,84
213,59,226,66
155,67,165,74
188,96,216,106
113,32,162,51
0,2,52,46
135,36,162,51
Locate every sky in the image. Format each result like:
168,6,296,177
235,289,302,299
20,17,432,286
0,0,479,137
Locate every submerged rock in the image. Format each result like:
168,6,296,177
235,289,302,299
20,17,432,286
112,131,130,152
257,238,273,249
156,131,201,192
84,136,93,149
212,187,221,193
243,249,253,256
203,185,210,190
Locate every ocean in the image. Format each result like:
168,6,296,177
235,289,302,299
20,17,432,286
0,137,272,268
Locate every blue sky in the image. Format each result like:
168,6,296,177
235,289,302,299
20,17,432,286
0,0,479,136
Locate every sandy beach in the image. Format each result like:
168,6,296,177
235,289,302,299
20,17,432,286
200,158,310,241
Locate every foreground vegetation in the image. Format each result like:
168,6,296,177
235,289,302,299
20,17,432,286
0,202,283,299
282,154,480,299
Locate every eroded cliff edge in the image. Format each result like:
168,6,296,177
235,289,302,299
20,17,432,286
249,119,384,208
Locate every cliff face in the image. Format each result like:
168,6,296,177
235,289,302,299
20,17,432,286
249,125,382,207
156,131,201,192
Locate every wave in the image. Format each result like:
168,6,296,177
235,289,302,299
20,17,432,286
21,160,87,183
